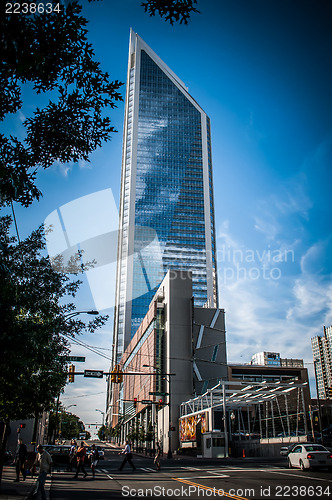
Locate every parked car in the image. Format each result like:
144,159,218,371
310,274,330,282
280,442,311,456
287,443,332,471
4,450,13,464
43,445,71,465
96,446,105,460
85,445,105,465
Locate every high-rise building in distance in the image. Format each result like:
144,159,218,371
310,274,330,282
113,30,218,362
311,325,332,399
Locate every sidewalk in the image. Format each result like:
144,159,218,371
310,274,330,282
0,464,51,500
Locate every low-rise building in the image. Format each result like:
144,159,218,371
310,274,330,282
109,270,227,455
251,351,304,368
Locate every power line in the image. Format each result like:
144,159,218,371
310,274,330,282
62,391,106,400
63,334,113,362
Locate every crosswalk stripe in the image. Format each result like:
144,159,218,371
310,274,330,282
181,466,201,471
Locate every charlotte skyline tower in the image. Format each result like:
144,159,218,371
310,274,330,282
113,30,218,363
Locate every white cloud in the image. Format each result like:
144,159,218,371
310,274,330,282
253,214,278,241
18,110,26,123
217,219,331,399
287,275,332,321
217,219,239,249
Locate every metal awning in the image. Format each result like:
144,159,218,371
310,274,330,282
180,380,308,417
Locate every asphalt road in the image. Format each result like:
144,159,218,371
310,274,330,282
49,445,332,500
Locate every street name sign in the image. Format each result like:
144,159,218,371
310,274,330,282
149,391,169,396
141,400,153,404
84,370,103,378
68,356,86,362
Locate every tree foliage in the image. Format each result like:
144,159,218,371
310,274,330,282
0,0,200,208
48,406,84,441
0,0,123,207
0,216,108,422
141,0,200,25
97,424,108,441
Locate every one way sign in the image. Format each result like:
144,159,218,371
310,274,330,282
84,370,104,378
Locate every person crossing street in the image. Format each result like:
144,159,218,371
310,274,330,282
74,442,88,478
118,440,136,471
89,444,99,478
15,438,28,482
31,445,52,500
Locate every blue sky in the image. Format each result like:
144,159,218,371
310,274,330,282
6,0,332,432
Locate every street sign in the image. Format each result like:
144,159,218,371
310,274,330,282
68,356,86,362
149,391,169,396
84,370,104,378
141,400,153,404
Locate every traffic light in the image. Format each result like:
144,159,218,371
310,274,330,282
20,423,26,429
111,365,118,383
328,386,332,398
157,398,163,410
111,365,123,383
111,365,119,383
133,397,137,408
117,368,123,383
68,364,75,383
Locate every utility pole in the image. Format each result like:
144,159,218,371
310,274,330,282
313,359,324,445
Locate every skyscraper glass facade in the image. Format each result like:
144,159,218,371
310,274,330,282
113,31,218,361
311,326,332,399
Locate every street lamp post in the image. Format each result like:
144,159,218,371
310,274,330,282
65,310,99,320
55,310,98,442
96,409,105,427
313,359,324,445
96,409,105,440
65,404,77,411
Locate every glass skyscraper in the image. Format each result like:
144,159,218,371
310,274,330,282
113,30,218,361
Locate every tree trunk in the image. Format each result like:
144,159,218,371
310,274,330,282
0,418,10,487
32,412,39,448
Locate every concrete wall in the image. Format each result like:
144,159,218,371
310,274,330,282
161,270,193,453
193,308,227,393
231,436,308,458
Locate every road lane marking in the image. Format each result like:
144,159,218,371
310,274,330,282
172,477,250,500
181,466,202,471
208,471,231,477
180,475,230,479
267,469,332,482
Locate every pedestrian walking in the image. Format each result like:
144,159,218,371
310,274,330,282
154,442,161,471
118,440,136,471
74,441,88,478
14,438,28,482
89,444,99,478
31,444,52,500
67,439,77,472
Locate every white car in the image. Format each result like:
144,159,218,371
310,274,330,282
288,444,332,471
